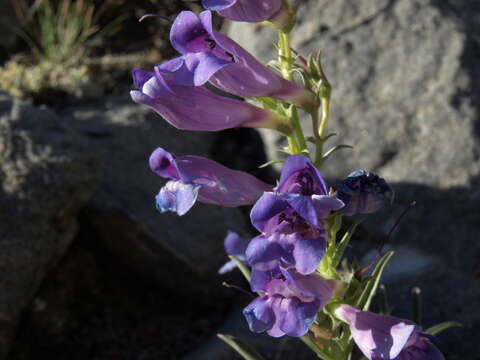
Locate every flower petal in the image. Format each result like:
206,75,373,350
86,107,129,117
335,305,416,360
250,192,290,232
277,155,328,195
169,52,233,86
216,0,282,23
131,69,283,132
201,0,236,11
279,297,321,337
177,155,272,206
293,236,327,275
149,147,180,179
311,195,344,219
224,231,248,256
170,11,209,54
245,235,282,271
243,295,275,333
284,270,334,304
155,180,201,216
285,194,319,227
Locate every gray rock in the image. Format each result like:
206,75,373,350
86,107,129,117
228,0,480,271
62,97,250,284
0,93,98,358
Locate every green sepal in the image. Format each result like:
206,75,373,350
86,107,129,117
425,321,462,336
355,251,395,311
217,334,266,360
259,159,285,168
229,255,251,282
322,144,354,161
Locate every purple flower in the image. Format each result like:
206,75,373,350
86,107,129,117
159,11,317,108
335,305,445,360
201,0,284,24
131,68,286,132
337,170,394,216
150,147,272,215
247,156,344,274
243,267,335,337
218,231,249,274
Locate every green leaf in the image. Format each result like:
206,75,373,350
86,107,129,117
322,145,354,160
356,251,394,311
332,223,358,268
217,334,266,360
229,255,251,282
425,321,462,336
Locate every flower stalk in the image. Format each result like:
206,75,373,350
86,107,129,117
278,30,307,154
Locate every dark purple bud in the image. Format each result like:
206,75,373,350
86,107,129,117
131,68,285,132
202,0,284,24
150,148,273,215
337,170,394,216
163,11,317,108
335,305,445,360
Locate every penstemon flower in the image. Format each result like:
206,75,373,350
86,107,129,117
335,305,445,360
131,68,287,132
247,155,344,275
149,147,272,215
159,11,317,108
244,267,335,337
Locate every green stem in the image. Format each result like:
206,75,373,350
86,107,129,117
278,30,307,154
315,94,331,166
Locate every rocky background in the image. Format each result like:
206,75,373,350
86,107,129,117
1,0,479,359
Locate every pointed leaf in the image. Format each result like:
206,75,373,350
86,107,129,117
259,159,285,169
356,251,394,311
322,145,353,160
332,223,358,268
217,334,265,360
425,321,462,336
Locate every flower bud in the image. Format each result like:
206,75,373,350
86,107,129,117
337,170,394,216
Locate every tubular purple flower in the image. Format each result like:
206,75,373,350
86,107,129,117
334,305,445,360
130,68,287,132
251,155,344,231
243,267,335,337
337,170,394,216
160,11,317,109
246,156,343,275
150,147,273,215
201,0,285,25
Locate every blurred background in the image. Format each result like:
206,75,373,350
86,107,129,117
0,0,479,359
